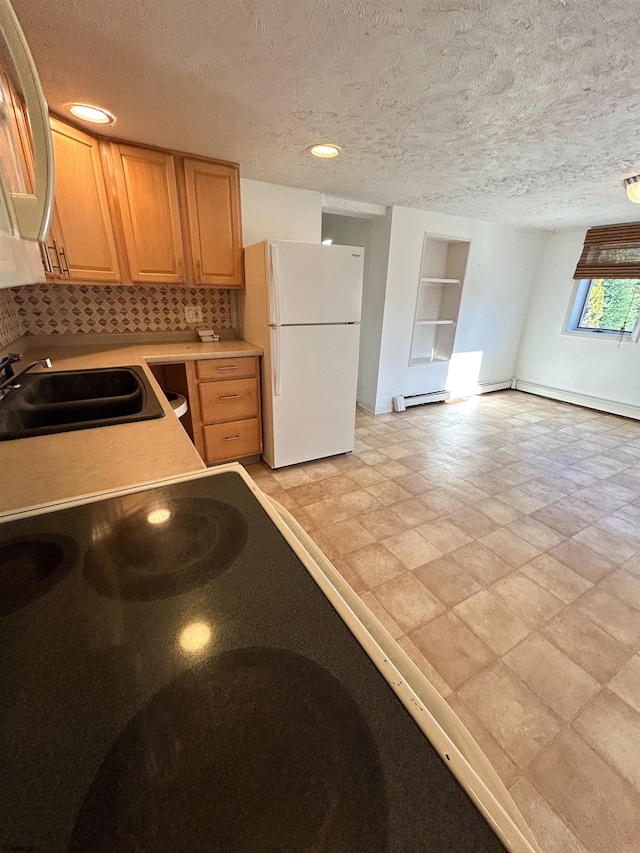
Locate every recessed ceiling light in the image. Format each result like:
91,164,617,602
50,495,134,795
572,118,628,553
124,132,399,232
309,143,341,158
68,103,115,125
322,238,333,244
624,175,640,204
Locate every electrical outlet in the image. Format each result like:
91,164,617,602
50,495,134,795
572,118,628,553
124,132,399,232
185,305,203,324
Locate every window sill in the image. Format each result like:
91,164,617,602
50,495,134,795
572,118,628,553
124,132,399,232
562,328,633,343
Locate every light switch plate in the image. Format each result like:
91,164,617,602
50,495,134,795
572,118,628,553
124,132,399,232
185,305,203,324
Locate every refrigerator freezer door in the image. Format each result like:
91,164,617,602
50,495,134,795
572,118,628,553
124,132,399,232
270,241,364,325
266,323,360,468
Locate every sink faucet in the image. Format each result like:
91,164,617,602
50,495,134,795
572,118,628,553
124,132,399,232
0,353,22,379
0,354,53,397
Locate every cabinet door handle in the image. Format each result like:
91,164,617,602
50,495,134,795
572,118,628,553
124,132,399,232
58,244,70,275
219,394,241,400
224,435,242,441
196,260,202,283
47,241,62,274
217,365,239,371
178,257,184,280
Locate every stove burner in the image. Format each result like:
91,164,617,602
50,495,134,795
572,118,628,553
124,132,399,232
69,647,388,852
83,497,248,601
0,534,78,616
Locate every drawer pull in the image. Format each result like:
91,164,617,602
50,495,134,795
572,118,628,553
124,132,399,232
204,417,260,462
217,366,239,371
220,394,242,400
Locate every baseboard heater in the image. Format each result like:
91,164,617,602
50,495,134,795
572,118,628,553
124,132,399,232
392,380,513,412
392,391,450,412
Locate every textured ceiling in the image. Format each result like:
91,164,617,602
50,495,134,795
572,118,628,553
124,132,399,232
10,0,640,229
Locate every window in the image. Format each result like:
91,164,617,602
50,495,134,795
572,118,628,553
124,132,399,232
569,222,640,340
569,278,640,336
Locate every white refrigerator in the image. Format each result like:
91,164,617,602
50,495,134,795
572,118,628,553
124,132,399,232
242,240,364,469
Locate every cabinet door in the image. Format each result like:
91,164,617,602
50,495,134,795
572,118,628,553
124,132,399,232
47,118,121,282
112,144,184,284
183,159,242,287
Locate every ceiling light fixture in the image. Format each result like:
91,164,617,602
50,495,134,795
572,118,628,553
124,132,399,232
322,238,333,245
68,103,115,125
309,143,341,158
624,175,640,204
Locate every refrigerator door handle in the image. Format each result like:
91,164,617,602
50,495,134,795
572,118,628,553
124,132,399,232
270,243,282,326
271,325,283,396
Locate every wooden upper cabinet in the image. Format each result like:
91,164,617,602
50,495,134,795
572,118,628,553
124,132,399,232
47,118,121,282
183,159,242,287
35,118,242,287
111,144,185,284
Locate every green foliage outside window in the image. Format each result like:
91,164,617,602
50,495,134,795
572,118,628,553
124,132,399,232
579,279,640,333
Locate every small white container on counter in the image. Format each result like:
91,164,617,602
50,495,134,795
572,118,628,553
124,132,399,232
197,329,220,343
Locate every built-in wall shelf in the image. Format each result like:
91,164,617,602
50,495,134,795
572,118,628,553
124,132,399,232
409,234,470,367
409,355,450,366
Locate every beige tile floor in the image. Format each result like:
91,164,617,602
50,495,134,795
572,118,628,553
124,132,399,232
245,390,640,853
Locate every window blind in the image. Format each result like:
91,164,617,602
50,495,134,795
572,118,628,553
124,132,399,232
574,222,640,279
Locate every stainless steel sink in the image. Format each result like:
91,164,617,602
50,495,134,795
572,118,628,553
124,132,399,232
0,366,165,441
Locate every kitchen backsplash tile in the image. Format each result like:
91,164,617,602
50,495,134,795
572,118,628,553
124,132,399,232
0,289,24,348
9,283,233,336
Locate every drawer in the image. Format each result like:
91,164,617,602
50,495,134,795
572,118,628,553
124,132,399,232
204,418,261,463
199,377,258,424
196,357,256,381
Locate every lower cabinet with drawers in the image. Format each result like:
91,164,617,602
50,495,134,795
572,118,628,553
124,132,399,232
186,356,262,464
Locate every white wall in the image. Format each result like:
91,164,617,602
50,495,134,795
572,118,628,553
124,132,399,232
321,212,389,412
239,182,639,417
515,229,640,415
322,213,373,262
360,214,394,411
240,178,322,246
374,206,545,413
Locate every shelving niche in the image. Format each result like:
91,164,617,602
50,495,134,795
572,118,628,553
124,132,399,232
409,234,470,366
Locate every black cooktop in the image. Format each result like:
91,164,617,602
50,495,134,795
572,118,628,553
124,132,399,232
0,471,506,852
